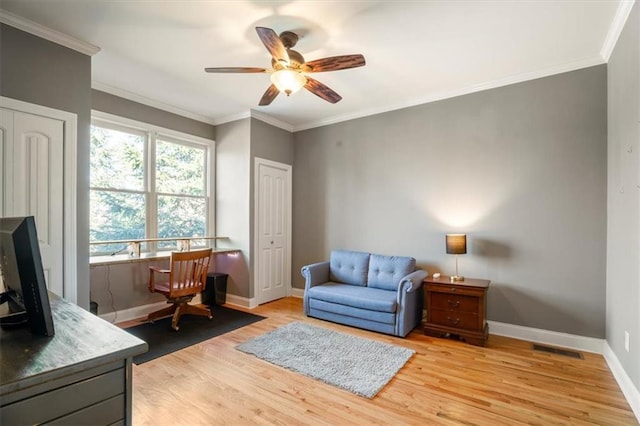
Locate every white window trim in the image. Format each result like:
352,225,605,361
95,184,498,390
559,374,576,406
90,110,215,257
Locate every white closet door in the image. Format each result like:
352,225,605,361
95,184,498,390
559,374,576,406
1,108,64,296
256,159,291,305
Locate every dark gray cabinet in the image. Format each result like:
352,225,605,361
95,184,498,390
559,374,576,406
1,293,147,425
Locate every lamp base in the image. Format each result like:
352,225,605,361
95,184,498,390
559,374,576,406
450,275,465,282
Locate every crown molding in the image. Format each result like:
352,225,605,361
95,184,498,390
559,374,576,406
0,9,100,56
92,81,217,125
211,110,295,132
600,0,636,62
292,55,605,132
212,111,251,126
250,110,294,132
92,80,296,131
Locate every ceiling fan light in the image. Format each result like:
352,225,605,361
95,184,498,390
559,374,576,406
270,70,306,96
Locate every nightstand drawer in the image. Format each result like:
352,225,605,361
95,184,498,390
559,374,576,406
430,292,478,313
429,309,480,331
428,283,484,297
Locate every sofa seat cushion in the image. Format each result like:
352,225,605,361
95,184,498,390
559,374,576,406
308,299,396,325
329,250,370,286
306,282,397,313
368,254,416,291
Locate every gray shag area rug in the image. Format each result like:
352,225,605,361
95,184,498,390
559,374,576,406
235,322,414,398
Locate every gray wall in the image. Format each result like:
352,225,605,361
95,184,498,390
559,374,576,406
92,90,215,140
0,24,92,309
90,258,170,315
293,65,607,338
250,118,295,166
607,3,639,389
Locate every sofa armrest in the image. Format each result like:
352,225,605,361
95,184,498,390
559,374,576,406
395,269,428,337
301,261,330,288
397,269,428,294
301,261,330,315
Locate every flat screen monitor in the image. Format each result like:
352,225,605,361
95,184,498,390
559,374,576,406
0,216,55,336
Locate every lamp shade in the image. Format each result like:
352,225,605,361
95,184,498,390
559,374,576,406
446,234,467,255
270,70,306,96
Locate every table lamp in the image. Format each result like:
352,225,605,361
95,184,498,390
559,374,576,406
446,234,467,282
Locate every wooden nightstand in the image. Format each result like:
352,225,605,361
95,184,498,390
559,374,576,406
423,276,490,347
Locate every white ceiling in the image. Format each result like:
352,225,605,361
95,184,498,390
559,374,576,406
0,1,631,131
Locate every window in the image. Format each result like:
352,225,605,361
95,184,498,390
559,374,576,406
89,115,213,256
155,138,207,250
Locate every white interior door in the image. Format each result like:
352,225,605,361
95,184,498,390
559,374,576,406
1,108,64,297
255,158,291,305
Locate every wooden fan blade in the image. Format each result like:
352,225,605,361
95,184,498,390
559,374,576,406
303,54,366,73
259,84,280,106
204,67,266,73
304,77,342,104
255,27,289,64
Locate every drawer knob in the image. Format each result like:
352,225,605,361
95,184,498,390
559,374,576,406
447,300,460,308
447,316,460,325
450,287,456,292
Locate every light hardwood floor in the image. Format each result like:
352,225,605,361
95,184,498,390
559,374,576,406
127,298,637,425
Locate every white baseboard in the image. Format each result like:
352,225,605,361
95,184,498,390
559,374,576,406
487,320,604,354
603,342,640,421
224,293,257,309
98,300,169,324
226,289,302,307
99,294,206,323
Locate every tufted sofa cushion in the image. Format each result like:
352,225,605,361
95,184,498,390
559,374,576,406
367,254,416,291
329,250,370,286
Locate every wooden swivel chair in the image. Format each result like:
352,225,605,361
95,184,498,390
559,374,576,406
147,248,213,331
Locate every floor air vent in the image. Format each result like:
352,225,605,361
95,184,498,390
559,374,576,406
532,344,583,359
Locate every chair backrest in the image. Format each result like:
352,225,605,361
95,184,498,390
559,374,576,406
168,248,212,298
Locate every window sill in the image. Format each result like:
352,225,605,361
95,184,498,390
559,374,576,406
89,248,241,267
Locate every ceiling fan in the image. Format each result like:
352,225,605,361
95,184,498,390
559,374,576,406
205,27,366,106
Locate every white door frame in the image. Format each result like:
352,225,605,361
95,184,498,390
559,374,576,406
1,96,78,304
253,157,292,304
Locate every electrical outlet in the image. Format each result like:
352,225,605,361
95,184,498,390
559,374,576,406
624,331,630,352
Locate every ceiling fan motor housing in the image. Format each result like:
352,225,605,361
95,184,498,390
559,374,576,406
279,31,299,48
270,31,305,69
272,49,305,70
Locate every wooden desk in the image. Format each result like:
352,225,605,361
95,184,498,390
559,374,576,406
423,276,490,347
1,292,147,425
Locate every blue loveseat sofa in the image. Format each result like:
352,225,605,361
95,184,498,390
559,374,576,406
301,250,428,337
